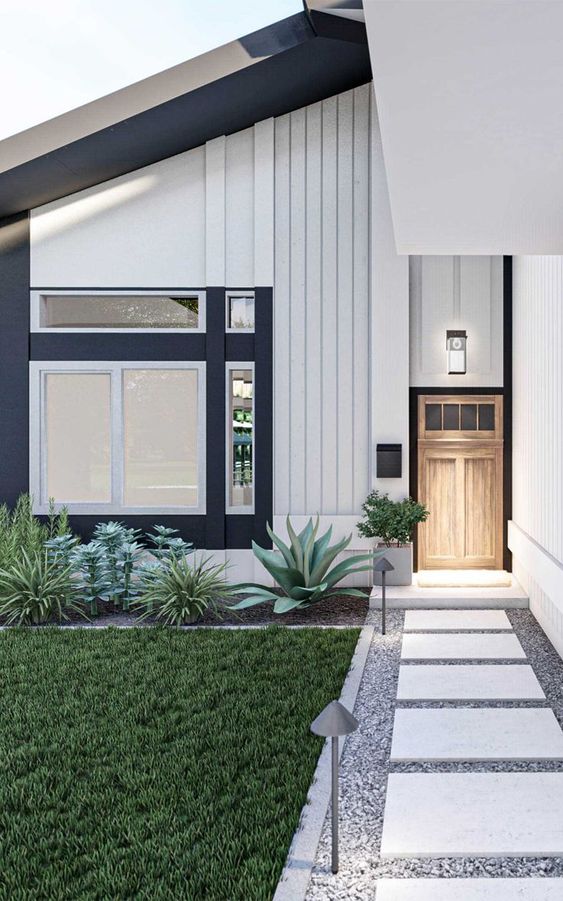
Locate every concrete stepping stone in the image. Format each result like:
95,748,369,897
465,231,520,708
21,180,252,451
396,664,545,700
376,878,563,899
390,708,563,761
401,632,526,660
404,610,512,632
380,773,563,857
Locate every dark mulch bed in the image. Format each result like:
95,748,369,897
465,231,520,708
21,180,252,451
0,590,371,628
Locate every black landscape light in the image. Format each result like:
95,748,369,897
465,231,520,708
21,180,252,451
310,700,359,874
373,556,394,634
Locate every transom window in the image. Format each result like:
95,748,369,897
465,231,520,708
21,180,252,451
31,291,205,332
30,361,206,514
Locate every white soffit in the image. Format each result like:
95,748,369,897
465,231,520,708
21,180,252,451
364,0,563,254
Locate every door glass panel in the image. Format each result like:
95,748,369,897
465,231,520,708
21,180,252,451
123,369,199,506
461,403,477,430
46,373,111,503
479,403,495,431
443,404,460,430
425,404,442,431
229,369,253,508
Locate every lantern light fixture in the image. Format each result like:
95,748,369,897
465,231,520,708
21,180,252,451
446,329,467,375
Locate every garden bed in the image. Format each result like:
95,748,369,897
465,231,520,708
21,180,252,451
0,626,359,900
23,589,371,628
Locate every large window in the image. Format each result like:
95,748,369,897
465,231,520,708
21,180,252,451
31,291,205,332
226,364,254,513
30,362,205,514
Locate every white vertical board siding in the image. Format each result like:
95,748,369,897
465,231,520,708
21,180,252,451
370,87,410,500
511,256,563,655
409,255,503,387
31,123,274,288
273,84,373,517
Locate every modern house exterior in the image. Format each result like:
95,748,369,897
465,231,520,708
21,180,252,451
1,2,563,653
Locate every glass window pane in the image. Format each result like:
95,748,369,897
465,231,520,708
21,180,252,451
41,295,200,329
479,403,495,430
425,404,442,430
46,373,111,503
461,403,477,430
229,369,253,508
124,369,199,507
228,295,254,330
443,404,460,430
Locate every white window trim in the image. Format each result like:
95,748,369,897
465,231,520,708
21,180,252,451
30,360,206,515
225,361,255,515
225,290,255,334
30,290,206,334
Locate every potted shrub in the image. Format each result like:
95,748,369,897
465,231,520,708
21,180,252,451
357,491,429,586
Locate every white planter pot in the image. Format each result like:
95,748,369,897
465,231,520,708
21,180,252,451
373,543,413,587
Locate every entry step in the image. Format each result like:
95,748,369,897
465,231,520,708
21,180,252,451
390,708,563,762
401,632,526,660
381,773,563,858
403,610,512,631
396,664,545,701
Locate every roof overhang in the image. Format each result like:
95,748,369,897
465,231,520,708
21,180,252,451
0,10,371,219
365,0,563,254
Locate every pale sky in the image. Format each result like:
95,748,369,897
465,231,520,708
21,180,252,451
0,0,301,140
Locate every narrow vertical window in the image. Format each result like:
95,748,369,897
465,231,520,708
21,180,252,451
227,367,254,511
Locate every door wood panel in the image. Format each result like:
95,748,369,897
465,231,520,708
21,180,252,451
417,395,503,570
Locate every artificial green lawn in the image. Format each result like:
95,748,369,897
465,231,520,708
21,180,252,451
0,626,359,900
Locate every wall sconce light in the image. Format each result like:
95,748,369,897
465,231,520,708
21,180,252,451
446,329,467,374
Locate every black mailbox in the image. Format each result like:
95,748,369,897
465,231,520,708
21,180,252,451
376,444,402,478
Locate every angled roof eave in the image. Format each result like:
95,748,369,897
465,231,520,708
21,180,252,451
0,11,371,219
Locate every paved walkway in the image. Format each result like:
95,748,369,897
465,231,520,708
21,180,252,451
378,610,563,899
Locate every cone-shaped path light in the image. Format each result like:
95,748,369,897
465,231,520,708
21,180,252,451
311,700,359,874
374,556,394,634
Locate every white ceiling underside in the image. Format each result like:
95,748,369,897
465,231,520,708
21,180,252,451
364,0,563,254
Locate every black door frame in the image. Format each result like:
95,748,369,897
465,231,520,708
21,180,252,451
409,257,513,572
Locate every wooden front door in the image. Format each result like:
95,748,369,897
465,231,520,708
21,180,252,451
417,395,503,570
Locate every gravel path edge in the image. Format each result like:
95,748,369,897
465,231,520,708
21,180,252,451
273,623,375,901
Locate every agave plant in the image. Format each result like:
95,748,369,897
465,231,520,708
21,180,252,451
0,550,83,625
135,555,231,626
231,516,375,613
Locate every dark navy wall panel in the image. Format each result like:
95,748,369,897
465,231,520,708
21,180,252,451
0,213,30,506
253,287,274,549
31,333,206,361
205,288,226,549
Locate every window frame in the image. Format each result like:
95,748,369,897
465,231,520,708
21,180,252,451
30,289,206,334
225,361,255,515
30,360,206,515
225,290,255,334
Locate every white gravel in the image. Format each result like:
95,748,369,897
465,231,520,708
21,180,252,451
305,608,563,900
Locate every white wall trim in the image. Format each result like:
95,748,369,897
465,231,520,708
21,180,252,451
508,520,563,619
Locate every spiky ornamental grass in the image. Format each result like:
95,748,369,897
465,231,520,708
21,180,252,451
0,627,359,900
0,550,83,625
136,555,232,625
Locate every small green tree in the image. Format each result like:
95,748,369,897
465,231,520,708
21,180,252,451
357,491,429,547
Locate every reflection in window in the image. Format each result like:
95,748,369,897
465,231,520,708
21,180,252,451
228,369,253,509
40,294,201,329
227,294,255,330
